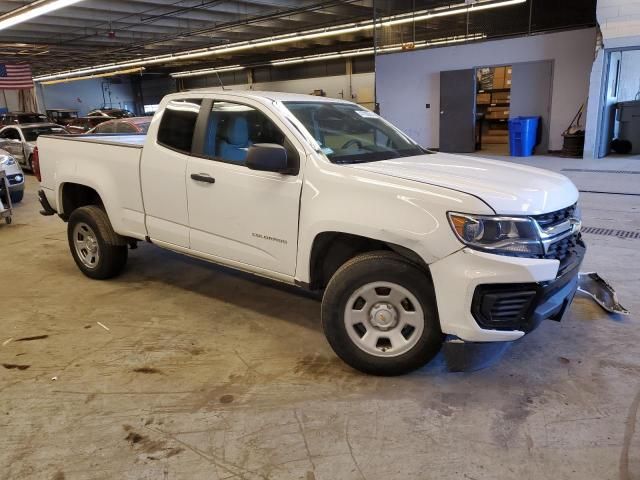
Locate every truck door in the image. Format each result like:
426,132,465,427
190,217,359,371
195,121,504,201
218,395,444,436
185,98,304,277
140,98,202,248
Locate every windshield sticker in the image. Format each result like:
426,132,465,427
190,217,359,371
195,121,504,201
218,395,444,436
321,147,334,155
355,110,378,118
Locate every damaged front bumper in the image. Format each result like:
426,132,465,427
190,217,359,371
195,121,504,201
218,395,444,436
430,243,585,343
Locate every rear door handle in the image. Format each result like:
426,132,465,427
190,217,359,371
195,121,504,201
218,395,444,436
190,173,215,184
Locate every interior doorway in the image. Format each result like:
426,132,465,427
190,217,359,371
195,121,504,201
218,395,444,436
475,61,553,155
475,65,512,155
439,61,553,156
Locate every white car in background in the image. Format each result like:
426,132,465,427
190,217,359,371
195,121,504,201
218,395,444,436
0,150,24,203
0,123,68,171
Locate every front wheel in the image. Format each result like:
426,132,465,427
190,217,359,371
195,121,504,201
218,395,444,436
67,205,128,280
321,251,443,376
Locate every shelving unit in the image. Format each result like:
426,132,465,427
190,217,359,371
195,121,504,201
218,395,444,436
475,67,512,151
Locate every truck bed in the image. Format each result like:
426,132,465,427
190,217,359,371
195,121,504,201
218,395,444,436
51,134,146,148
38,133,147,240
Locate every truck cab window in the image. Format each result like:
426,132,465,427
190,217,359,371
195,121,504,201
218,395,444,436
157,99,202,154
203,101,287,165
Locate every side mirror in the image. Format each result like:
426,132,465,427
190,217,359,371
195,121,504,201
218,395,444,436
246,143,289,173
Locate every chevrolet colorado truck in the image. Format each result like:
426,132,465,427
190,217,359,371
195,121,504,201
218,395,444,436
36,90,585,375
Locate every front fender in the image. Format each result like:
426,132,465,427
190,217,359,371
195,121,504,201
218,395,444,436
295,156,493,283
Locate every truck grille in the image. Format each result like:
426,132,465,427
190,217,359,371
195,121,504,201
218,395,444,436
531,204,584,275
534,203,577,229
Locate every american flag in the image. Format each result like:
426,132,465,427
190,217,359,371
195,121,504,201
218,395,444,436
0,63,34,90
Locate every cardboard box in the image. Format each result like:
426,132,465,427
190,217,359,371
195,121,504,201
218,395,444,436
486,108,510,119
493,66,506,89
492,92,511,103
505,67,512,87
477,93,491,105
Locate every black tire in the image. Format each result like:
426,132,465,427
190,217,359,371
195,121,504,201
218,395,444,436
67,205,128,280
9,190,23,204
321,251,443,376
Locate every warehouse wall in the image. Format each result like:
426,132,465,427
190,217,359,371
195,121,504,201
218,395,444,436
376,28,597,151
185,72,375,108
36,77,136,116
597,0,640,48
583,0,640,158
0,90,25,112
253,73,375,107
140,76,177,105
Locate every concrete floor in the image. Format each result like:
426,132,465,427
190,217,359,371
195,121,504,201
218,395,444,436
1,158,639,480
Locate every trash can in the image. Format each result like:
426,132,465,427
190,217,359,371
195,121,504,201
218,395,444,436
508,116,539,157
616,100,640,154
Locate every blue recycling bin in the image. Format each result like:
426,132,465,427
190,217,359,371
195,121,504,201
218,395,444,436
508,116,539,157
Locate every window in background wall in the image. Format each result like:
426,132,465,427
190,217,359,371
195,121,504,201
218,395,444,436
144,104,160,114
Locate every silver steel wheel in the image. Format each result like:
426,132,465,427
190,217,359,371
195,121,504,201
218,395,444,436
72,222,101,269
344,281,425,357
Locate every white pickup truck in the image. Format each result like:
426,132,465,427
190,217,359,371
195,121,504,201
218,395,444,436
36,90,585,375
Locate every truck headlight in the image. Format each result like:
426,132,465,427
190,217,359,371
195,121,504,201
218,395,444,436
448,212,542,256
0,155,16,166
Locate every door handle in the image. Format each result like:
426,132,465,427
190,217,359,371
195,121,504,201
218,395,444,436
190,173,215,184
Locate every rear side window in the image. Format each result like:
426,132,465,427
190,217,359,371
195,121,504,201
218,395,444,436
157,99,202,154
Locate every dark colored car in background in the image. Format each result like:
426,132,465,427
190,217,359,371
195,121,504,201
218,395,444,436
0,112,48,126
46,109,79,126
87,117,151,134
87,108,135,119
66,116,113,134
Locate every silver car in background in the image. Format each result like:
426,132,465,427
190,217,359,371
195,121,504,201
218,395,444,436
0,123,68,171
0,149,24,203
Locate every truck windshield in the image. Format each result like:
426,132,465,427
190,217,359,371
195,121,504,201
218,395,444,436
283,101,427,164
23,126,68,141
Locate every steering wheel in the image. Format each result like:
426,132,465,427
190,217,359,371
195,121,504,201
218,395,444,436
341,139,363,150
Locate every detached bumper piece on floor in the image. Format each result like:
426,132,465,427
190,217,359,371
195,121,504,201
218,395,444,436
578,272,630,315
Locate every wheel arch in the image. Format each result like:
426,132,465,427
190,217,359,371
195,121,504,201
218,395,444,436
305,231,429,291
58,182,104,220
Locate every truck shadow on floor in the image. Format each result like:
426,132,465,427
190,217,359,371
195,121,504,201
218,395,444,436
116,243,323,333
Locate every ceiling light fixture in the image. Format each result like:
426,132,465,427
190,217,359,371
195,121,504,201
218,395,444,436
39,67,145,85
35,0,523,82
170,34,486,78
171,64,245,79
0,0,85,31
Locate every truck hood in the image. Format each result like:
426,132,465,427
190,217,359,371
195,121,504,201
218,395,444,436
348,152,578,215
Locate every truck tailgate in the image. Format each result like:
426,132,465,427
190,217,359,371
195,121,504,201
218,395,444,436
38,134,146,239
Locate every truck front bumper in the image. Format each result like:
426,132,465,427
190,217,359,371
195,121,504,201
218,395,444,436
429,245,585,342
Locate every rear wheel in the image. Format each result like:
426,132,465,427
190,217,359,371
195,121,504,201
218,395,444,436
67,205,128,279
321,251,443,376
